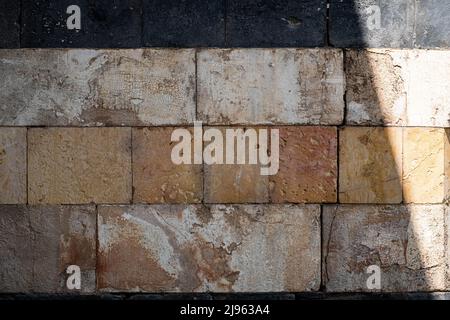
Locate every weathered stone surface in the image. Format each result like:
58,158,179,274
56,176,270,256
0,205,96,293
197,49,344,125
329,0,414,48
339,127,402,204
21,0,142,48
98,204,321,292
28,128,131,204
0,0,20,48
345,49,408,126
205,164,268,204
228,0,326,47
0,128,26,204
0,49,195,126
403,128,447,204
133,127,202,204
143,0,225,47
346,50,450,127
203,127,269,204
270,127,337,203
323,205,447,292
415,0,450,48
406,50,450,127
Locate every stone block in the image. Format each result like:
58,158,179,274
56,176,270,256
415,0,450,48
0,128,27,204
270,126,337,203
97,204,321,292
329,0,414,48
323,204,447,292
143,0,224,47
228,0,326,47
197,49,345,125
403,128,448,204
133,127,202,204
0,205,96,293
345,49,408,126
339,127,402,204
21,0,142,48
0,49,195,126
28,128,131,204
0,0,20,48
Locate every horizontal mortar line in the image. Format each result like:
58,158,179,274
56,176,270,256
12,203,323,206
335,203,447,206
2,125,450,129
90,203,321,206
6,46,450,50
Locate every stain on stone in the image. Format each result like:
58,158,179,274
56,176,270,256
97,204,320,292
282,16,302,29
0,49,195,126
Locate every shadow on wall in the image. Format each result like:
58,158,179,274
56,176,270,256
323,0,448,293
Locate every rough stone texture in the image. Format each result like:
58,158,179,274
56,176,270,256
0,205,96,293
403,128,447,204
21,0,142,48
415,0,450,48
28,128,131,204
228,0,326,47
143,0,224,47
205,164,269,204
323,205,447,292
203,127,269,204
270,127,337,203
329,0,415,48
197,49,345,125
97,204,321,292
0,0,20,48
339,127,402,204
0,49,195,126
346,50,450,127
0,128,27,204
345,49,408,126
133,127,202,204
406,50,450,127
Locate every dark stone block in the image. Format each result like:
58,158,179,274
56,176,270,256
143,0,225,47
21,0,142,48
0,0,20,48
329,0,414,48
416,0,450,48
227,0,326,47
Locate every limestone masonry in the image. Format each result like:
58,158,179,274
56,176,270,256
1,48,450,293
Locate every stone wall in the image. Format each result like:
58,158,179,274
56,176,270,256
2,0,450,48
1,48,450,293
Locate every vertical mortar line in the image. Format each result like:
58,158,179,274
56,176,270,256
140,0,144,47
325,0,331,47
95,204,99,293
195,49,198,119
130,127,134,204
195,49,205,205
319,204,324,291
202,126,205,205
336,126,340,205
18,0,22,47
401,125,404,205
224,0,228,46
268,124,272,204
337,49,346,205
26,127,29,204
413,0,417,48
342,49,348,127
